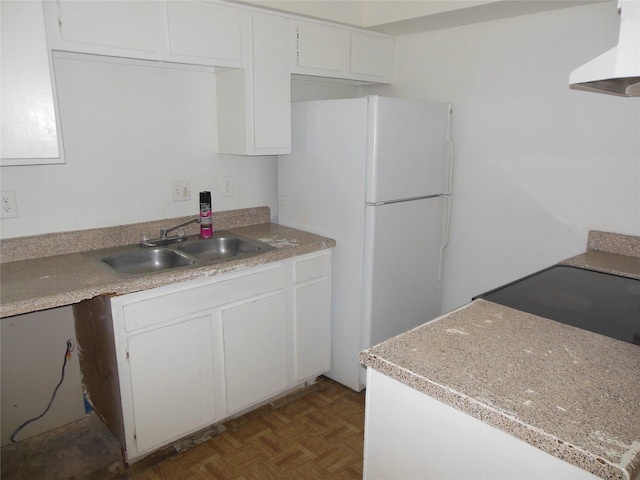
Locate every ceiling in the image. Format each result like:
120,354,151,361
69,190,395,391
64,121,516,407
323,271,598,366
228,0,609,36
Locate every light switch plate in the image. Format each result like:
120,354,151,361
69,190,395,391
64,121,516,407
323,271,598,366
172,181,191,202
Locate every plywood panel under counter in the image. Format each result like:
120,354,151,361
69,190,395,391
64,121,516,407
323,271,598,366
73,297,126,450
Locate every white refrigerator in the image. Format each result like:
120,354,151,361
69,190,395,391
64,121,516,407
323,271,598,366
278,95,453,392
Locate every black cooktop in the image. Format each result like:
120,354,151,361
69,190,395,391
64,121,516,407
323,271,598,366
474,265,640,346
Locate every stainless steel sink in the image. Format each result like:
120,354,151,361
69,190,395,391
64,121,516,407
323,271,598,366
177,235,275,261
84,231,275,277
102,247,195,275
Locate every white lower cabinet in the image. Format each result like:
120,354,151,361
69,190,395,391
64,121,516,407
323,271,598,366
293,252,332,382
222,292,288,414
74,249,331,464
363,369,600,480
127,313,217,454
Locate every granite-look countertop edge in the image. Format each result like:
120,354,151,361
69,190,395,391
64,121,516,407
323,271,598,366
0,206,272,263
588,230,640,258
360,300,640,480
359,353,628,480
0,223,335,318
561,250,640,280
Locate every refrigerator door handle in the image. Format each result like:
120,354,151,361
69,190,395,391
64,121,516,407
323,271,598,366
445,103,455,196
439,193,452,281
366,194,443,207
439,103,455,281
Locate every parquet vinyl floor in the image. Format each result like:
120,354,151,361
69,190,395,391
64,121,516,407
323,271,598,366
1,376,365,480
131,376,366,480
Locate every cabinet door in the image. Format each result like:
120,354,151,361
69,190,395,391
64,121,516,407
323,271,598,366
293,252,332,381
166,2,245,67
1,1,62,165
295,279,331,381
294,22,349,74
222,292,288,413
350,33,394,81
292,21,394,84
51,1,159,55
217,13,291,156
251,14,291,153
127,314,217,454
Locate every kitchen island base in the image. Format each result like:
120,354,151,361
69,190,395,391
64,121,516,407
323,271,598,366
363,369,600,480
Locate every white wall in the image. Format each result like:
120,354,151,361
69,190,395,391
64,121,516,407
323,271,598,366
0,54,279,239
291,76,360,102
364,2,640,311
1,307,84,446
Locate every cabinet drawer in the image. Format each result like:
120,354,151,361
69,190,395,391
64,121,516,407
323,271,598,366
295,253,331,284
122,266,285,332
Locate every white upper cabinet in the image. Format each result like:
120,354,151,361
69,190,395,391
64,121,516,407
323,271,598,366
1,1,63,166
44,1,394,81
43,1,246,68
217,12,291,155
44,1,163,58
166,2,246,67
295,22,350,73
292,20,394,83
33,1,393,157
251,14,291,152
350,33,395,80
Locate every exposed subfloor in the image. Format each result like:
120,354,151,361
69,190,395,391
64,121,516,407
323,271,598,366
1,376,366,479
1,412,125,480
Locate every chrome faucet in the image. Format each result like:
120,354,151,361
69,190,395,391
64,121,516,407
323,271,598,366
140,217,200,247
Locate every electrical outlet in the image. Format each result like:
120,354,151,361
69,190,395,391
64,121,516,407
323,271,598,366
1,190,17,218
221,176,233,198
172,180,191,202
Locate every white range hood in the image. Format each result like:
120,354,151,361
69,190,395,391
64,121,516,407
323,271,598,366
569,0,640,97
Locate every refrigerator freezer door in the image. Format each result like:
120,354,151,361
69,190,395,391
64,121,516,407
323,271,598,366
361,197,445,354
365,96,450,204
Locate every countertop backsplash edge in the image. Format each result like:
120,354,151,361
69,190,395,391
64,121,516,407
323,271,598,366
587,230,640,258
0,206,271,263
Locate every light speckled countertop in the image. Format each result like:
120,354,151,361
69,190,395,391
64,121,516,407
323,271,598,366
0,207,335,318
360,230,640,480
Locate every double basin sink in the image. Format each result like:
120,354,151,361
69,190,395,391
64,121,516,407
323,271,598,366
85,231,276,277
